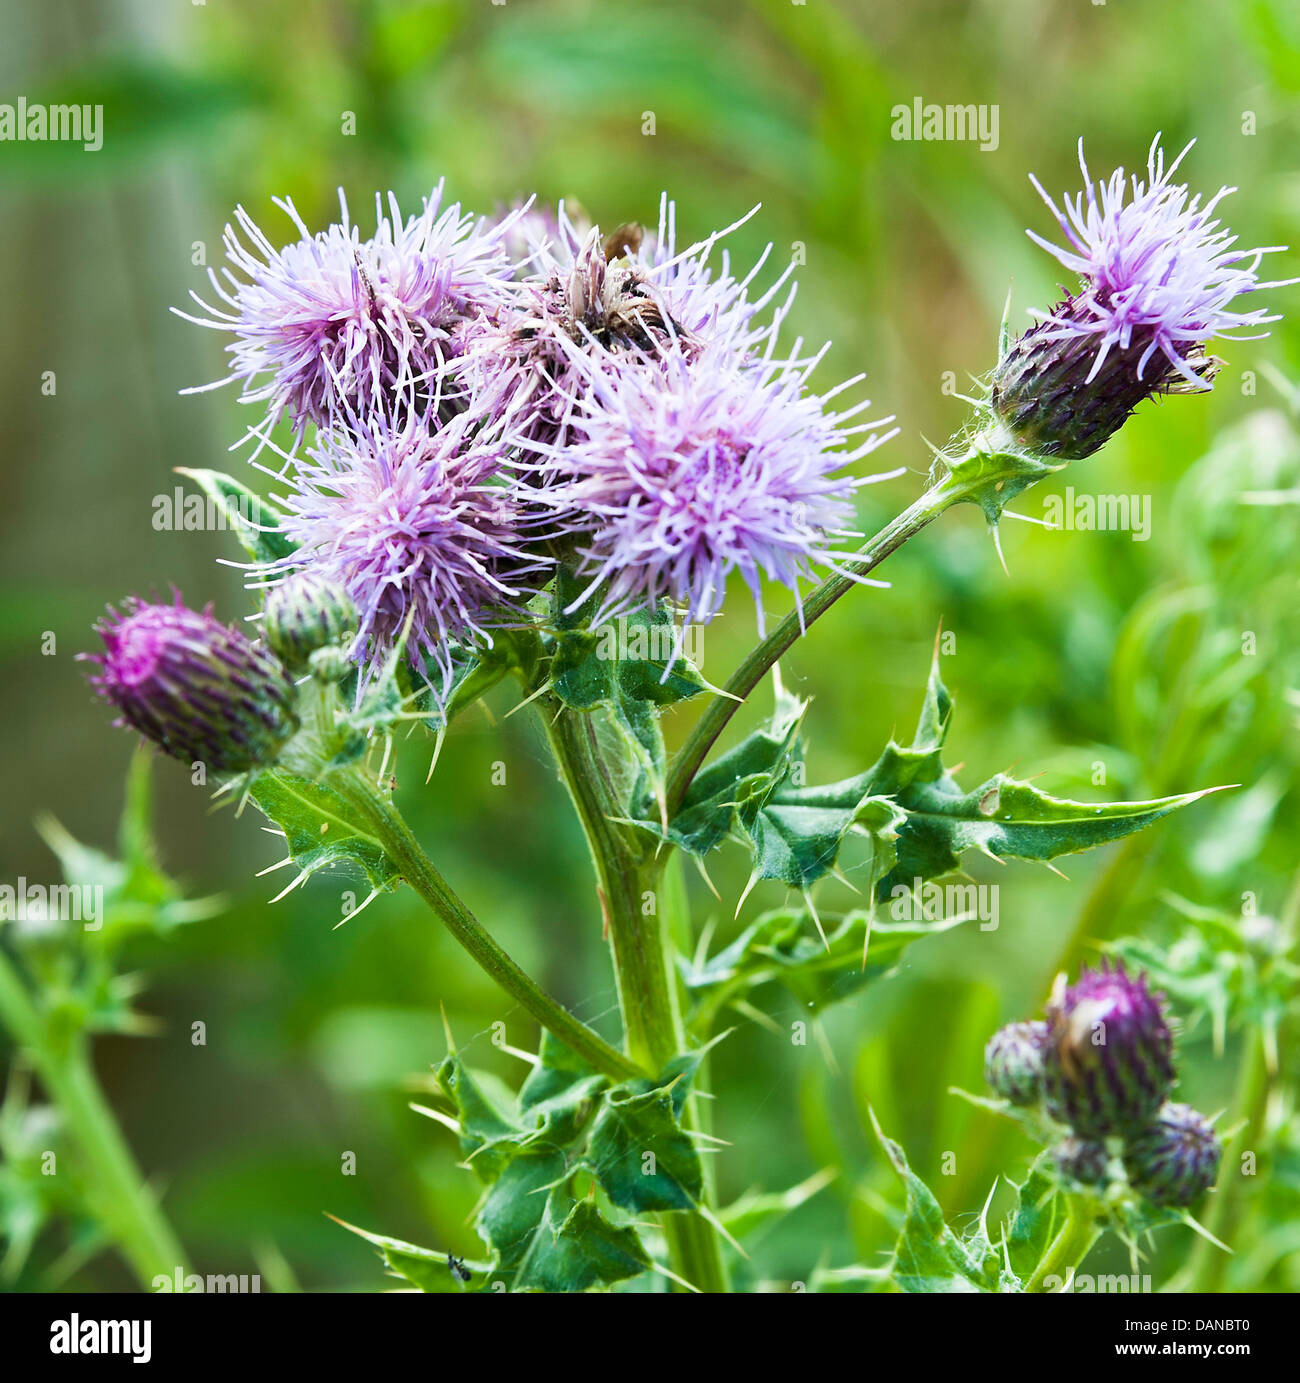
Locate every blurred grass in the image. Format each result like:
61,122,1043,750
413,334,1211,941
1,0,1297,1289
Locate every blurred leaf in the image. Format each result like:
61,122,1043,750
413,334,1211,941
175,468,297,568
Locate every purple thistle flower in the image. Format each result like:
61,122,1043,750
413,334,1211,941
1042,960,1176,1140
268,405,549,697
1122,1102,1221,1207
175,184,523,436
524,339,899,632
84,596,299,772
464,198,793,448
993,135,1296,458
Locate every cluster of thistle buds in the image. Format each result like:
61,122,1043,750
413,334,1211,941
983,961,1222,1207
82,577,359,775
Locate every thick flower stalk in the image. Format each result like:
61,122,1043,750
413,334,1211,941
1042,960,1175,1139
992,136,1296,459
84,596,299,771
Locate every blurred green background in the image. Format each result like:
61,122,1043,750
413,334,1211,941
2,0,1298,1290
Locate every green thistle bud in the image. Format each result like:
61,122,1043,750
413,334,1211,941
984,1021,1049,1106
263,572,358,674
1123,1102,1221,1207
1053,1136,1111,1188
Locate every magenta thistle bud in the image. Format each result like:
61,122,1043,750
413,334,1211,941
994,135,1295,459
84,596,300,772
1053,1135,1111,1188
263,571,358,673
1043,961,1175,1139
1123,1102,1221,1207
984,1020,1050,1105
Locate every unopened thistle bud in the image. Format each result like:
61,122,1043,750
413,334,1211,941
1053,1135,1111,1188
994,135,1294,461
1122,1102,1221,1207
85,596,299,772
991,306,1219,460
263,571,358,673
984,1020,1050,1106
1042,961,1175,1140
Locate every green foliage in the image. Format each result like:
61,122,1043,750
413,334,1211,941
248,770,403,901
346,1038,710,1291
869,1112,1001,1292
683,907,968,1032
662,652,1220,908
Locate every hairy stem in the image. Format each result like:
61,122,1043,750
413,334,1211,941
1025,1193,1100,1292
0,948,189,1288
538,695,731,1292
328,770,641,1082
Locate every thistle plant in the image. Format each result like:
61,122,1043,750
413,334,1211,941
50,134,1293,1292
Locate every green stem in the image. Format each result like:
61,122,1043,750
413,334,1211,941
1179,1030,1267,1292
665,471,966,815
327,771,641,1083
0,948,189,1289
539,696,731,1293
1025,1193,1101,1292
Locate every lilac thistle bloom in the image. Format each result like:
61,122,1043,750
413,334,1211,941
269,404,549,698
175,183,522,437
84,596,299,772
525,338,899,633
466,197,793,448
993,135,1296,459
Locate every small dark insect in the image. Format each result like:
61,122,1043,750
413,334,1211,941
603,222,644,262
448,1253,472,1284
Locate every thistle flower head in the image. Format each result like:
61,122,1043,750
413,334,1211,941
1043,960,1175,1139
993,135,1296,458
84,596,299,772
271,406,548,697
984,1020,1050,1106
176,184,520,433
1122,1101,1222,1207
466,197,791,447
527,341,898,631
